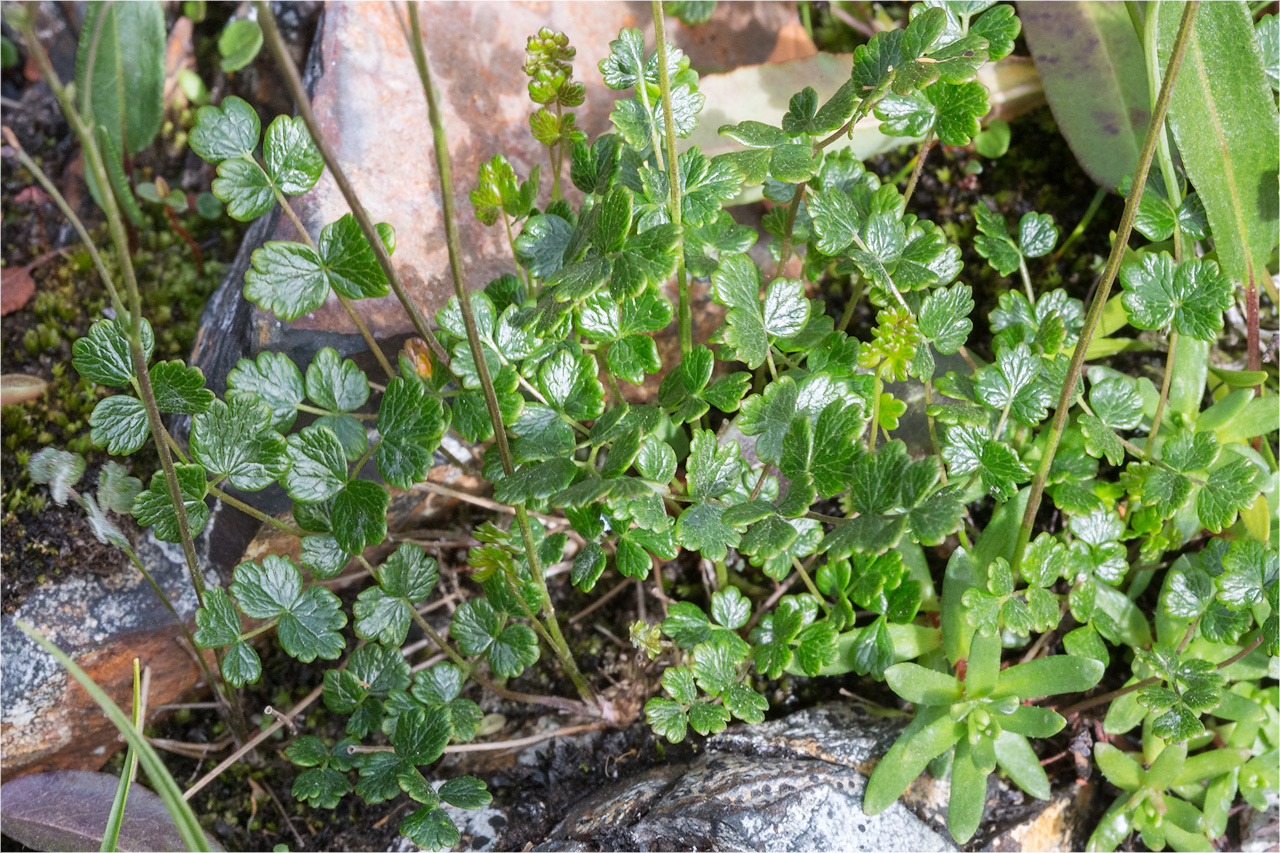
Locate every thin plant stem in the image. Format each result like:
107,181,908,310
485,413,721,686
1140,0,1186,264
1010,1,1201,576
403,2,596,709
901,131,934,206
208,486,309,537
0,128,125,319
1018,257,1035,302
924,381,947,485
652,3,692,355
20,13,209,608
1144,329,1179,455
1048,186,1107,266
273,190,395,379
121,546,223,705
253,1,452,373
776,183,807,278
1059,633,1264,717
790,557,829,614
410,610,593,716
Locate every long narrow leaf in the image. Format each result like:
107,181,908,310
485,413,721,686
17,621,213,853
101,658,141,852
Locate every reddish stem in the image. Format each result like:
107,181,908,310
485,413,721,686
163,205,204,276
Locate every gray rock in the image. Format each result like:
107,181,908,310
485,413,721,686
524,702,1100,852
551,752,954,852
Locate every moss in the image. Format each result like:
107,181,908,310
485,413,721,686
1,198,242,604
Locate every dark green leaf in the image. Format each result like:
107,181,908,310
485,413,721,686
150,361,214,414
132,464,209,541
190,396,288,491
263,114,322,194
331,479,389,554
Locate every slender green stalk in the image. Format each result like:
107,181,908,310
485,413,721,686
1010,1,1201,575
403,2,596,709
208,486,309,537
1141,0,1186,263
1048,186,1107,266
776,183,807,278
1,128,125,320
901,131,935,207
651,4,692,354
1018,257,1035,302
1144,329,1179,454
101,658,141,852
924,381,947,485
253,0,452,372
18,10,207,606
273,190,396,378
18,622,213,853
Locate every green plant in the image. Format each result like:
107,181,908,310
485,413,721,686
12,0,1278,851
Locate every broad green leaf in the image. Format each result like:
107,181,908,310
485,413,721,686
73,318,152,387
738,377,797,464
487,624,540,678
190,96,260,162
675,502,739,561
306,348,369,412
211,157,273,220
331,479,389,554
884,662,961,705
263,114,322,194
949,739,988,844
538,347,606,421
354,543,439,645
863,705,963,815
401,806,459,852
133,464,209,541
227,351,305,430
150,361,214,414
1156,0,1279,300
377,378,449,490
89,395,149,455
438,777,491,810
244,241,329,320
1020,3,1148,187
217,18,263,72
645,697,688,743
995,730,1050,801
995,655,1104,699
685,429,742,500
190,396,289,491
919,283,974,353
710,253,768,368
1120,254,1234,341
284,425,348,503
76,2,164,156
230,555,346,661
300,534,349,580
318,214,395,300
943,425,1030,501
688,701,731,735
1197,458,1262,533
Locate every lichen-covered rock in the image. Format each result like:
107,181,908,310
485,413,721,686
530,702,1101,852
